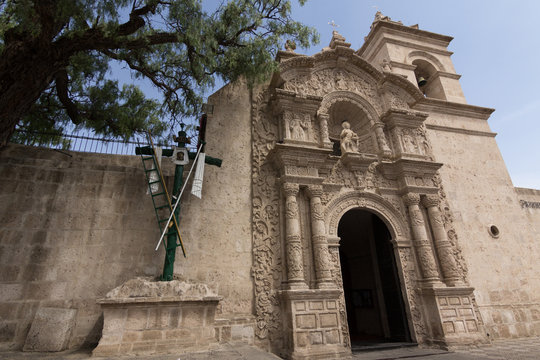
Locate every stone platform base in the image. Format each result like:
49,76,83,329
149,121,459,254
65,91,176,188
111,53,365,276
92,277,221,357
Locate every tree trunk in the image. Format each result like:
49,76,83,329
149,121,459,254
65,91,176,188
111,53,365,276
0,40,61,148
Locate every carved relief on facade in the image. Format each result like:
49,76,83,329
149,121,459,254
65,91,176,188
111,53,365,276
323,160,356,188
284,68,382,114
328,243,351,348
283,111,318,143
401,128,421,154
251,89,284,344
432,174,469,283
380,83,411,111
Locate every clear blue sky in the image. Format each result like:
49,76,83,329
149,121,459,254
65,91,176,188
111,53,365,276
286,0,539,189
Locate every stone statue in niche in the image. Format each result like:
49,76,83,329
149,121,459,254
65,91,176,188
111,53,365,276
289,115,308,141
340,120,358,153
381,58,392,72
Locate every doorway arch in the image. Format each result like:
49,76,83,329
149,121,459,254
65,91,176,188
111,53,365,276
338,209,411,344
323,191,416,346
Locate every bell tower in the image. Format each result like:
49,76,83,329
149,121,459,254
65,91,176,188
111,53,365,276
357,12,467,104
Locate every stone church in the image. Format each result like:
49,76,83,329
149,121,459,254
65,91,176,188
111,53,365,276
0,12,539,360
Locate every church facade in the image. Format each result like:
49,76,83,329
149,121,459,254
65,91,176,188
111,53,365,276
1,13,539,360
198,13,540,359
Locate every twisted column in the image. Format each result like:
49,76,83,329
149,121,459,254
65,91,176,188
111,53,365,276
317,113,332,148
307,185,334,289
402,193,442,286
422,195,461,286
283,183,307,289
372,123,392,157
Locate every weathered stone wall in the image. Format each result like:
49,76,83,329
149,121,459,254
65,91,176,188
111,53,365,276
424,114,540,339
0,144,164,350
172,80,255,318
0,81,256,352
515,187,540,237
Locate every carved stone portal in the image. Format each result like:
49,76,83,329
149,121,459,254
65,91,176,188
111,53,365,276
251,40,485,358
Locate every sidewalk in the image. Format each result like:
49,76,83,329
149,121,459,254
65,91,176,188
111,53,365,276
1,337,539,360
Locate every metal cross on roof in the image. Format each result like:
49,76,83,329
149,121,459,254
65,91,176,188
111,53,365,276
328,20,340,30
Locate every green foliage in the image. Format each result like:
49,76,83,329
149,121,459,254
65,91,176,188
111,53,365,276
0,0,318,141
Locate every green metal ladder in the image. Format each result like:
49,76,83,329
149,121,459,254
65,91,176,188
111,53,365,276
139,132,186,257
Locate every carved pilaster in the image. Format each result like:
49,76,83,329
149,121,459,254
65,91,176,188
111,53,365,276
317,113,332,148
372,122,392,157
306,185,334,289
283,183,307,289
402,193,442,286
422,195,462,286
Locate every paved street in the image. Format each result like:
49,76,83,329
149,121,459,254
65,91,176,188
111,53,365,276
1,337,539,360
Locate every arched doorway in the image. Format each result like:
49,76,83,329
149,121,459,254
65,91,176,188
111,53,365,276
338,209,410,346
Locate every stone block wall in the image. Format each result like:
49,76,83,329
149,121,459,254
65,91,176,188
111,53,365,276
425,112,540,340
0,144,164,350
515,187,540,236
0,81,255,352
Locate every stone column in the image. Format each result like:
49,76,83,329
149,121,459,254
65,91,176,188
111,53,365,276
372,122,392,157
402,193,442,286
317,113,332,148
283,183,307,289
306,185,334,289
282,112,292,140
422,195,462,286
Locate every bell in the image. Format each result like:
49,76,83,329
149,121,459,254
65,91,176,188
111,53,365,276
417,77,427,87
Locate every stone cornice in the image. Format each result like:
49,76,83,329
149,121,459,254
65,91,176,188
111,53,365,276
412,98,495,120
358,21,453,59
380,108,429,129
425,124,497,138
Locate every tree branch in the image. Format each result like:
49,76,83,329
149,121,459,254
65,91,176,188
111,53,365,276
55,69,81,124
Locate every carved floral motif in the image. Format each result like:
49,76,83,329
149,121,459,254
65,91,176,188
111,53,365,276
251,89,283,343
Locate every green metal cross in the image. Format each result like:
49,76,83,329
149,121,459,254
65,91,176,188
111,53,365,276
136,115,222,281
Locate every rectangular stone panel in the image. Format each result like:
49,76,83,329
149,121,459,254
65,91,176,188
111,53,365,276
325,329,340,344
466,319,479,332
438,297,448,306
23,307,77,351
449,297,461,305
320,313,338,328
443,321,455,334
455,321,466,333
296,314,316,329
459,308,474,317
296,331,309,347
441,309,457,318
309,331,323,345
295,301,306,311
309,301,324,310
326,301,337,310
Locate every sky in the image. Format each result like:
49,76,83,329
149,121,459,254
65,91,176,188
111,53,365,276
284,0,540,189
114,0,539,189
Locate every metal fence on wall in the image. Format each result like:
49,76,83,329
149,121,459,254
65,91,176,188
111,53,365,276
10,128,184,156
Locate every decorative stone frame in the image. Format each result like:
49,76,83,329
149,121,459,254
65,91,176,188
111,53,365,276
322,190,420,342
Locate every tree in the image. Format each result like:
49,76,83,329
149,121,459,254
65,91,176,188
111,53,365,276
0,0,317,146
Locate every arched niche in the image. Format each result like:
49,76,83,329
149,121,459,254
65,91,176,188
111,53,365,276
410,57,446,100
318,91,381,155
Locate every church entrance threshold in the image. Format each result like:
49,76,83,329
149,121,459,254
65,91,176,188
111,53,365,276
338,209,411,348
